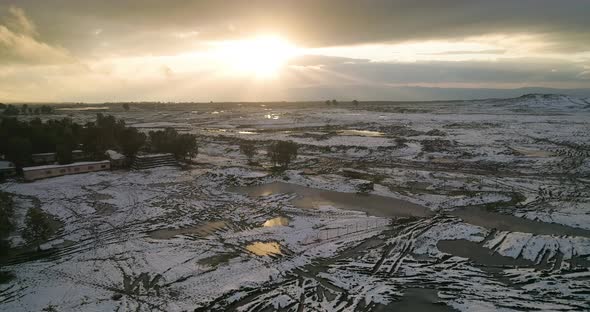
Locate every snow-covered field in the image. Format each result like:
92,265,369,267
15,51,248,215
1,94,589,311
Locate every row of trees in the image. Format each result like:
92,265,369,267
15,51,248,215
149,128,198,160
0,114,198,167
324,100,359,106
239,141,299,169
0,104,54,116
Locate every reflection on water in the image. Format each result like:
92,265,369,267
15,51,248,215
338,129,384,137
56,106,109,111
265,114,280,120
246,242,282,256
511,147,554,157
148,221,227,239
238,131,257,134
263,217,290,227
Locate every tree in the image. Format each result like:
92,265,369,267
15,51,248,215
20,104,29,115
118,128,146,158
352,100,359,106
122,103,130,111
3,137,32,166
149,128,197,160
3,105,19,115
239,141,257,164
331,99,338,105
82,114,125,158
39,105,54,114
176,133,198,160
56,143,73,164
0,192,15,253
22,208,53,251
0,103,5,109
325,100,330,106
267,141,298,168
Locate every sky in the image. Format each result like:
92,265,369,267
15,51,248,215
0,0,589,102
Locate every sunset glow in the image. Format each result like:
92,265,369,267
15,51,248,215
211,35,300,78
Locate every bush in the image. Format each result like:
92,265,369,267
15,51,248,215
0,271,15,284
22,208,53,251
239,142,257,163
267,141,298,168
0,192,14,253
149,128,198,160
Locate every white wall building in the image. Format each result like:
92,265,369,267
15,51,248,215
23,160,111,181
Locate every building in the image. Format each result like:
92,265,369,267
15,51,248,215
105,150,127,168
131,153,178,170
23,160,111,181
0,161,16,179
31,152,56,165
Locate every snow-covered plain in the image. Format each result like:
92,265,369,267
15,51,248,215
1,95,589,311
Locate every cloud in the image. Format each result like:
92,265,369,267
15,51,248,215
4,0,589,54
288,55,370,66
4,6,37,36
0,6,73,65
423,49,506,55
301,58,590,86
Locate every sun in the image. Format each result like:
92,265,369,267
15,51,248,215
212,35,299,78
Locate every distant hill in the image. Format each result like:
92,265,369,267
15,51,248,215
285,85,590,102
480,93,590,112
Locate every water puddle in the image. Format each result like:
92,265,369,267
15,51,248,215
232,182,590,238
264,113,280,120
380,288,457,312
511,147,554,157
245,242,282,256
232,182,431,218
338,129,384,137
452,206,590,237
437,239,538,268
56,106,109,111
147,221,227,239
263,217,290,227
198,252,239,267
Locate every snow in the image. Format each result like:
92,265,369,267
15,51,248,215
0,161,14,169
2,95,590,311
105,150,125,160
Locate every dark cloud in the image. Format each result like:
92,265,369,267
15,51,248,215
0,6,73,64
423,49,506,55
1,0,589,56
307,58,590,85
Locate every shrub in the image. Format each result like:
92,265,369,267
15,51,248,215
22,208,53,251
239,142,257,163
0,192,14,253
267,141,298,169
